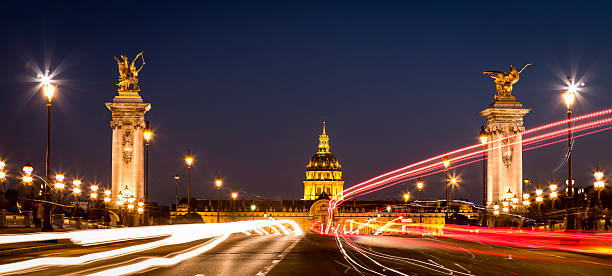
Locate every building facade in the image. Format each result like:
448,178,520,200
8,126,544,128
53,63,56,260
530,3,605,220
303,122,344,200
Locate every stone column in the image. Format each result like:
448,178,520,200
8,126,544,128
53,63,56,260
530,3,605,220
106,92,151,202
481,100,530,206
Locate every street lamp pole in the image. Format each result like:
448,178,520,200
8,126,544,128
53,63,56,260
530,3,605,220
185,149,193,211
479,126,488,207
143,121,152,201
232,191,237,221
563,77,578,230
174,174,180,207
443,156,450,221
215,174,223,223
251,204,256,220
42,77,56,232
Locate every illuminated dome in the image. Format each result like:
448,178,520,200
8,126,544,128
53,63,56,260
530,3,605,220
303,122,344,200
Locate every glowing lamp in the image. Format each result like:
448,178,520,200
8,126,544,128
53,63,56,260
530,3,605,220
54,182,65,190
493,204,499,210
479,126,488,145
403,193,410,202
23,161,33,175
450,177,457,185
502,207,509,213
594,180,605,190
73,179,81,186
549,182,557,191
91,184,99,192
550,191,557,199
73,187,81,195
0,161,5,169
416,179,424,191
104,189,111,196
128,204,134,210
523,200,530,206
104,197,111,203
502,201,509,207
536,188,543,196
43,84,56,102
251,204,256,211
138,207,144,214
386,206,391,212
185,149,193,166
90,192,97,199
442,156,450,168
0,171,6,179
536,196,543,203
493,210,500,216
594,167,604,180
522,193,529,200
143,121,153,143
215,174,222,188
55,174,64,182
23,175,33,183
117,200,124,206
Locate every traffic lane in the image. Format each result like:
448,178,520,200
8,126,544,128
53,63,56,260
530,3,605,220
349,235,612,275
144,234,302,276
268,234,353,276
11,237,215,276
0,236,166,265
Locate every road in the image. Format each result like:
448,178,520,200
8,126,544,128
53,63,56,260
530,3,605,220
1,231,611,275
271,234,612,275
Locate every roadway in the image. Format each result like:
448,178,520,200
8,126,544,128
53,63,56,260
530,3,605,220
1,232,610,275
270,234,612,275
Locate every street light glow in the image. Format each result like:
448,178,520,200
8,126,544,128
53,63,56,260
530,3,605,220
73,179,82,186
185,149,193,166
594,167,604,180
143,121,153,143
231,192,237,199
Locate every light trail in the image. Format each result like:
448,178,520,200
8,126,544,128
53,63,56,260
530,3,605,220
326,108,612,233
0,220,302,275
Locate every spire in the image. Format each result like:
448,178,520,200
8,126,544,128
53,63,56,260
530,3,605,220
318,121,330,152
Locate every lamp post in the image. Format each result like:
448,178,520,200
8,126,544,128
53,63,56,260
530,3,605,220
594,167,605,205
416,178,424,201
536,187,543,214
442,156,450,203
22,162,34,202
450,177,458,202
90,184,98,217
479,126,488,206
563,77,580,230
549,181,558,210
386,206,391,222
54,174,65,204
0,161,5,201
143,121,152,201
72,180,82,217
232,191,237,221
251,204,256,220
215,174,222,223
174,174,180,207
185,149,193,210
41,73,56,232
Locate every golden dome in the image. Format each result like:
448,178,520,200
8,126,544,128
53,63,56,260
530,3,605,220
305,121,342,173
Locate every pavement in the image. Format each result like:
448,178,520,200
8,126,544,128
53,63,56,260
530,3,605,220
271,234,612,276
1,231,611,275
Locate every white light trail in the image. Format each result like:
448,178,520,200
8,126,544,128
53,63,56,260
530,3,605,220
0,220,302,275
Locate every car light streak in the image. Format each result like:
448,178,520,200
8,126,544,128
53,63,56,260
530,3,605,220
87,234,230,276
0,220,302,275
326,109,612,233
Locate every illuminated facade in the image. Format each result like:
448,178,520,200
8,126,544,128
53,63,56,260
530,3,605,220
303,122,344,200
480,88,530,205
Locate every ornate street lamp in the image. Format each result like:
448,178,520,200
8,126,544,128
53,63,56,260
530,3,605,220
39,72,57,232
479,126,488,206
215,174,223,223
174,174,180,207
251,204,256,220
403,192,410,203
185,149,193,210
231,191,238,219
442,155,450,203
54,174,65,204
416,178,424,201
143,121,152,201
594,167,605,205
563,77,582,230
22,161,34,200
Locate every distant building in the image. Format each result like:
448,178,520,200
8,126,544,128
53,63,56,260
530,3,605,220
171,123,477,232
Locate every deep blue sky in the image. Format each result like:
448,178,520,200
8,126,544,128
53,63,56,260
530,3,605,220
1,1,611,205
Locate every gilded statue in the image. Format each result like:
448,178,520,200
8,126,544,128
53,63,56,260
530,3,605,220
483,64,530,100
113,52,145,92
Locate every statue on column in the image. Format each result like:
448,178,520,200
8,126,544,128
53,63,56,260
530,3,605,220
113,52,145,92
483,64,531,101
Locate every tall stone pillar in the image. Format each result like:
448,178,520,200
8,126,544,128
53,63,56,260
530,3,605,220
106,91,150,201
481,99,529,205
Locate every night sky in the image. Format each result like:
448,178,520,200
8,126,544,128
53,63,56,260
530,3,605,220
1,1,612,206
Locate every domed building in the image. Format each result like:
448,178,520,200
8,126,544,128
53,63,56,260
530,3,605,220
303,122,344,200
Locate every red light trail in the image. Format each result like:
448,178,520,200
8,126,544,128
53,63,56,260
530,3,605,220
326,108,612,233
